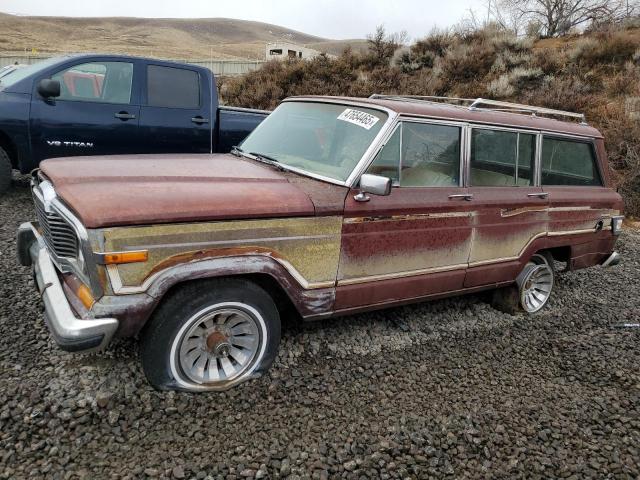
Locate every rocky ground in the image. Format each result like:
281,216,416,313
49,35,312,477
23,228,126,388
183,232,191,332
0,178,639,479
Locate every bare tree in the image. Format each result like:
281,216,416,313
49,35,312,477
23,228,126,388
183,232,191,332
367,25,408,63
493,0,637,37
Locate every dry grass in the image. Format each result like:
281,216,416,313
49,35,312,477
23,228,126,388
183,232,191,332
0,12,361,60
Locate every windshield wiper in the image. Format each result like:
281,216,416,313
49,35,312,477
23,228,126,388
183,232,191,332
230,145,245,157
248,152,286,171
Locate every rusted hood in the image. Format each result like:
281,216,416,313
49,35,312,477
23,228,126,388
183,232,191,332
40,154,327,228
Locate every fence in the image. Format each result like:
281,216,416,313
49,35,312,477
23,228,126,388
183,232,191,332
0,55,266,76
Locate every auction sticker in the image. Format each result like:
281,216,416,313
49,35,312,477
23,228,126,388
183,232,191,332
337,109,380,130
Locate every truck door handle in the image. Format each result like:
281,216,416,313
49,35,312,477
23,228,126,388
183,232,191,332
114,111,136,120
191,116,209,125
448,194,474,201
527,192,549,198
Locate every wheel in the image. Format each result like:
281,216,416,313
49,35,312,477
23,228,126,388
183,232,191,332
492,252,554,314
517,252,554,313
140,278,281,392
0,147,12,195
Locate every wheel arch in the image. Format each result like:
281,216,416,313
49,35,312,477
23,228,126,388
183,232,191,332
0,129,19,169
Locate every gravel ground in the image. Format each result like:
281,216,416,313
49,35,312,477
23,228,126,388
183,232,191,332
1,178,639,480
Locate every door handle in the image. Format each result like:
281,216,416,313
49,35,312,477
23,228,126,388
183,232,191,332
527,192,549,198
448,194,474,201
114,112,136,120
191,116,209,125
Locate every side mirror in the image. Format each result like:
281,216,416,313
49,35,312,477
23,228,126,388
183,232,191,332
37,79,60,99
354,173,392,202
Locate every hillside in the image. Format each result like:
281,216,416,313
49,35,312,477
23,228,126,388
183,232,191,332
0,12,360,59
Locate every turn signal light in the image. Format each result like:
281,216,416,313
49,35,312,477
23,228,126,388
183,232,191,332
101,250,149,265
76,283,95,310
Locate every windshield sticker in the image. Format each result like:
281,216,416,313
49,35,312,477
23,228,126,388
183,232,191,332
337,109,380,130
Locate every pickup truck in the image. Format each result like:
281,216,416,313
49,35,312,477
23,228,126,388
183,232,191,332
0,54,268,194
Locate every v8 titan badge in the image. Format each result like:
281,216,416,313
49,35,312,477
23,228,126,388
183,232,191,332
337,108,380,130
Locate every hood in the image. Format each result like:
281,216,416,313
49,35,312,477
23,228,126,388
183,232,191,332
40,154,345,228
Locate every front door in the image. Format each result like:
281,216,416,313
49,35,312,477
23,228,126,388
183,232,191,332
464,127,550,287
335,120,474,312
138,64,212,154
30,60,140,162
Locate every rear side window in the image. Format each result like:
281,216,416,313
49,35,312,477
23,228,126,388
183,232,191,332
147,65,200,108
367,121,460,187
470,129,535,186
541,137,601,186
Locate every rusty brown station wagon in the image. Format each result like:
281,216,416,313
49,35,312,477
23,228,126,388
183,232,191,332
17,95,624,392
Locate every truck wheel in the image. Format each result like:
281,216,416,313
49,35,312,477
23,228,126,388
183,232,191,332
140,278,281,392
492,252,555,314
0,147,12,195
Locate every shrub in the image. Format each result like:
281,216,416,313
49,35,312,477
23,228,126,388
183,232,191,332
570,32,639,67
487,75,515,97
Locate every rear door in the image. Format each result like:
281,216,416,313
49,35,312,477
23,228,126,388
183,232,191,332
464,127,549,287
335,120,474,311
30,59,140,162
540,135,620,267
138,64,212,153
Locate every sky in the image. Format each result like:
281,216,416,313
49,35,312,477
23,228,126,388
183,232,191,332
1,0,485,40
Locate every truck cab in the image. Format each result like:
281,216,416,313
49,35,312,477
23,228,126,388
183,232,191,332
0,54,268,194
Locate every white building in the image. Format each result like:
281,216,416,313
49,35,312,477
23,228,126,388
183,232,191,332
265,42,327,61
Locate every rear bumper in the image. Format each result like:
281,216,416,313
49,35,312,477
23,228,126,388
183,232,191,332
17,222,118,352
601,251,621,267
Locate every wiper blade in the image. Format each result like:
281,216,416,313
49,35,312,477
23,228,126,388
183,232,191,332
249,152,280,163
230,145,245,157
248,152,286,171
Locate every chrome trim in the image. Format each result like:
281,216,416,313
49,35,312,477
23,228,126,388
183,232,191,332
337,263,468,286
25,223,117,352
601,251,620,267
31,176,104,297
343,212,473,224
106,256,336,295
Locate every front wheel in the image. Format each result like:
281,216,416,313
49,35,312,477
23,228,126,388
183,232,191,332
140,278,281,392
0,147,12,195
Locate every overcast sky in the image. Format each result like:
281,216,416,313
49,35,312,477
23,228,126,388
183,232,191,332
1,0,485,40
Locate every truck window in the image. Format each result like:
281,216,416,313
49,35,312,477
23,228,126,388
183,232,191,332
367,122,460,187
470,129,535,186
51,62,133,104
541,137,601,186
147,65,200,108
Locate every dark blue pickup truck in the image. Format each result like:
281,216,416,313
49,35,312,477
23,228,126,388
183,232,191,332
0,54,268,193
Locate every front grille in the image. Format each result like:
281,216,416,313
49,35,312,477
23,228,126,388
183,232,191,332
32,190,79,260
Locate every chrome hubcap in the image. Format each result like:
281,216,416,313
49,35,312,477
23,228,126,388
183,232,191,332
176,307,262,385
519,259,553,313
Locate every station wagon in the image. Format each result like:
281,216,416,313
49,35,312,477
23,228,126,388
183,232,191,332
18,95,624,391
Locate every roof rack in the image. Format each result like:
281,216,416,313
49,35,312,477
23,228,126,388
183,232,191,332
368,94,587,124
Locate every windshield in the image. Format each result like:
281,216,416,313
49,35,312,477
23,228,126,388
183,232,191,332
0,57,64,88
239,101,388,183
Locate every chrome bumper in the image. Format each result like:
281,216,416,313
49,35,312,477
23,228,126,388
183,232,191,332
601,251,621,268
17,222,118,352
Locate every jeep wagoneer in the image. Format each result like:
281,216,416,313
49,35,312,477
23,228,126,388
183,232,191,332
18,95,623,392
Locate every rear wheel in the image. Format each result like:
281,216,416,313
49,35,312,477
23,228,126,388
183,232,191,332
492,252,555,314
0,147,12,195
517,253,554,313
140,278,281,392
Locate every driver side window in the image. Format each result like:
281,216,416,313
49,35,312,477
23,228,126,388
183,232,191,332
51,61,133,104
366,121,461,187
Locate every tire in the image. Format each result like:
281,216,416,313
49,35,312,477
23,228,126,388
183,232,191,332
492,252,555,314
140,278,281,392
0,147,12,195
